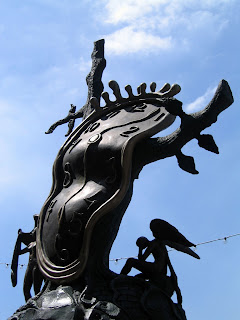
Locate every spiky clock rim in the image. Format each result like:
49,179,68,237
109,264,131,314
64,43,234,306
91,80,181,111
45,80,181,136
37,82,180,283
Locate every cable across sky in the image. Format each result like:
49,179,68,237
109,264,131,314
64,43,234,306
1,233,239,268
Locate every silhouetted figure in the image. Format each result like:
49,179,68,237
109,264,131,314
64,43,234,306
11,215,44,301
65,104,76,136
121,219,200,304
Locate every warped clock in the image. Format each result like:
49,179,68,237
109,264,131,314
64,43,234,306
36,80,181,283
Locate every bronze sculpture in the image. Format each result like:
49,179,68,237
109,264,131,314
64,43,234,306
11,215,44,302
121,219,200,306
9,39,234,320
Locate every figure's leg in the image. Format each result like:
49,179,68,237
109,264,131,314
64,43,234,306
23,262,34,301
121,258,136,275
33,265,44,295
121,258,153,276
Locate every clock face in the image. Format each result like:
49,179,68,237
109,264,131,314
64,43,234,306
36,99,176,283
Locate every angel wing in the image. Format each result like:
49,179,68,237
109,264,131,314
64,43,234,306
164,240,200,259
150,219,200,259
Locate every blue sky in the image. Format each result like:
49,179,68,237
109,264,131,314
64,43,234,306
0,0,240,319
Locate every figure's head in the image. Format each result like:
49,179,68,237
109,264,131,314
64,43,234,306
136,236,149,249
33,214,39,228
70,104,76,112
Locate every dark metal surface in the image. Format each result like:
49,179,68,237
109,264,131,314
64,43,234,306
10,39,234,320
37,84,178,283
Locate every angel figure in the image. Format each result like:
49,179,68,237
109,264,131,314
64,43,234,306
121,219,200,305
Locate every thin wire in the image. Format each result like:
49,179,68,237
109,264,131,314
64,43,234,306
0,262,27,268
1,233,240,267
109,232,240,262
196,233,240,246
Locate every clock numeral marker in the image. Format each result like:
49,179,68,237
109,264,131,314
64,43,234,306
120,126,139,137
46,200,57,222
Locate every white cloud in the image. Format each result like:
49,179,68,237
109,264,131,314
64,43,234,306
104,26,172,54
74,57,92,73
104,0,168,24
99,0,235,55
185,86,217,112
104,0,235,25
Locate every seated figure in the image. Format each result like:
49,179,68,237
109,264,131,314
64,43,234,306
121,219,200,305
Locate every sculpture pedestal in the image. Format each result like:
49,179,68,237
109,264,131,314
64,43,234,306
9,275,186,320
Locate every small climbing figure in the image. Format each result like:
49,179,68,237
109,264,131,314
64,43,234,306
65,104,76,136
121,219,200,305
11,214,44,301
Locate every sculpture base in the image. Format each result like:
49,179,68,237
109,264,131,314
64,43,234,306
8,275,187,320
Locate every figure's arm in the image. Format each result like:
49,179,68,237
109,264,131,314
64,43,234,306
45,111,81,135
138,247,143,260
141,243,154,261
19,246,30,255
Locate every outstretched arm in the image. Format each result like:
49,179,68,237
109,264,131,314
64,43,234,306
133,80,234,174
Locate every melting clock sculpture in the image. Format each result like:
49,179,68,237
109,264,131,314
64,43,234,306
9,39,234,320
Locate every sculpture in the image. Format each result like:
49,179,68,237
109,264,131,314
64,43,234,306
11,215,44,302
9,39,234,320
121,219,200,306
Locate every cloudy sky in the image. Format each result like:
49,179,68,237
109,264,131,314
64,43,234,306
0,1,239,319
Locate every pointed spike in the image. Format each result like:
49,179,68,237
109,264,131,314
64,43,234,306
138,83,147,95
171,84,181,95
137,85,141,95
90,97,100,111
101,91,112,105
159,83,171,93
125,84,134,98
109,80,122,100
197,134,219,154
176,151,199,174
161,84,181,97
150,82,157,92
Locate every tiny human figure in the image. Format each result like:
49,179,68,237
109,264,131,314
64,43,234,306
65,104,76,136
11,214,44,301
121,219,200,305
